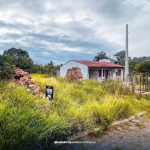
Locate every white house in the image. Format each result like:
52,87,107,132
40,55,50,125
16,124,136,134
60,60,124,81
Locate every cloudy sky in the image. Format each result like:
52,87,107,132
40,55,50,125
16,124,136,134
0,0,150,65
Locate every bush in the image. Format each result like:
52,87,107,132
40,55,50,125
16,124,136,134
143,94,150,100
0,56,15,80
101,78,132,95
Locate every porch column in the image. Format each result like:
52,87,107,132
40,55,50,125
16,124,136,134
96,69,98,80
87,68,89,79
101,68,103,80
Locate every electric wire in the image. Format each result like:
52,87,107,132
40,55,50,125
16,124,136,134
122,0,150,16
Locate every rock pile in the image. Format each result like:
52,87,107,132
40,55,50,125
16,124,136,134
11,68,41,95
66,67,84,81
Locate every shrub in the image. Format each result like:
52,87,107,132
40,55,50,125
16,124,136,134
101,78,132,95
143,94,150,100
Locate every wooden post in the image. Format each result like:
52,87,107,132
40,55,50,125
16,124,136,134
132,71,135,92
148,73,150,91
145,72,149,91
101,68,103,81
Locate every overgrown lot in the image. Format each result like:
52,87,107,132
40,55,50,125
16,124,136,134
0,74,150,149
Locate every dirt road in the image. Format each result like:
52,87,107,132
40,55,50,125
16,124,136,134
58,114,150,150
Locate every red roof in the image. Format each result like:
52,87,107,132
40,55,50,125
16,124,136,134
73,60,124,68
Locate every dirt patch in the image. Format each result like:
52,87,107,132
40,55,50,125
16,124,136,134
57,114,150,150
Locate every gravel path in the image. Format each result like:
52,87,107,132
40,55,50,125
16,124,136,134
57,114,150,150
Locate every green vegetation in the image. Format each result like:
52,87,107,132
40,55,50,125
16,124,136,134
0,47,150,149
0,48,33,79
136,122,145,129
93,51,110,61
143,94,150,100
1,75,150,149
1,48,150,80
94,50,150,73
3,48,34,73
0,48,62,80
134,61,150,73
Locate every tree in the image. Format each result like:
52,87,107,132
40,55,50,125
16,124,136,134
0,55,15,79
113,50,132,68
3,48,33,72
129,56,150,72
44,61,55,75
56,64,63,69
93,51,109,61
134,61,150,73
113,50,125,64
0,55,3,66
3,48,31,60
47,61,54,66
32,64,46,74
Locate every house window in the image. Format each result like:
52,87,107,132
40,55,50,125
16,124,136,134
116,70,121,76
99,70,101,77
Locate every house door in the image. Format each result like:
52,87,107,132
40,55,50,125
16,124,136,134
105,70,108,78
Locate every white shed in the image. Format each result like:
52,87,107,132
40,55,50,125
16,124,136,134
60,60,124,81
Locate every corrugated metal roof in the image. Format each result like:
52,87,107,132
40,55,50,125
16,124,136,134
73,60,124,68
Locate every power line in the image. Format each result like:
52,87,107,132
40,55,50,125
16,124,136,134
122,0,150,16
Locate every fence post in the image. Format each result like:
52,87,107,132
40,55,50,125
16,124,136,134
145,72,149,92
132,71,135,92
147,73,150,92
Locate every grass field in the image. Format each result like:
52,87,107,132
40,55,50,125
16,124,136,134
0,74,150,149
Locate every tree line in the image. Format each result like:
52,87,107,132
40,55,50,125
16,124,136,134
0,48,62,79
94,50,150,73
0,48,150,79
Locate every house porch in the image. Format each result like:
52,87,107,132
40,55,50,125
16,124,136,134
89,68,123,81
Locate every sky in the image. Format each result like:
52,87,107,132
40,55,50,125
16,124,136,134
0,0,150,65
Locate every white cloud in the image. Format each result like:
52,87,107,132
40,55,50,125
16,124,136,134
0,0,150,64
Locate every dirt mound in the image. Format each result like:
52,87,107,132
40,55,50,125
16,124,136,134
11,68,41,95
66,67,84,81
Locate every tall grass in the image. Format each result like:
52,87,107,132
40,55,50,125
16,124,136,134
0,74,150,149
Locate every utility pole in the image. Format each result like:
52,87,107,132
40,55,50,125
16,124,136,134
124,24,129,87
